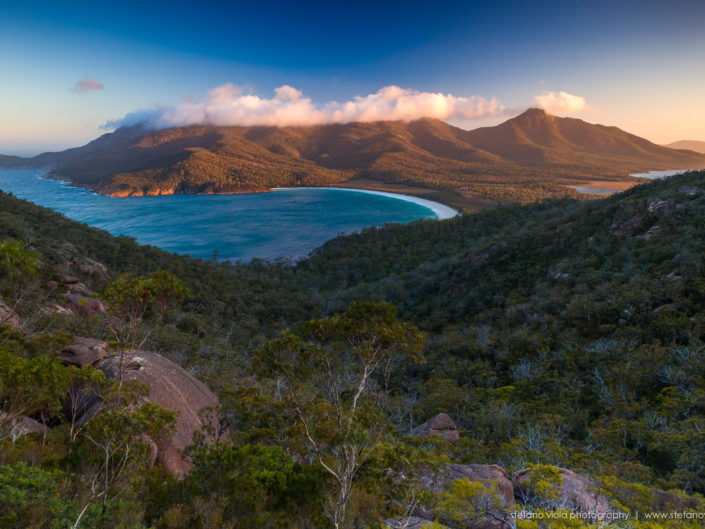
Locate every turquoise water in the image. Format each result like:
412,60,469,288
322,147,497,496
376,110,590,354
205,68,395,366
0,170,438,261
567,186,617,195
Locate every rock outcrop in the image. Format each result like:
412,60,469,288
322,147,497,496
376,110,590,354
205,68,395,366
636,225,663,240
60,274,81,285
386,516,449,529
421,464,515,507
652,488,700,511
63,293,107,317
0,298,21,330
411,413,459,443
0,413,47,440
413,463,515,529
78,257,107,276
95,351,220,475
66,281,93,296
610,216,645,236
39,302,74,317
512,467,610,515
59,337,109,367
647,197,676,215
59,345,220,476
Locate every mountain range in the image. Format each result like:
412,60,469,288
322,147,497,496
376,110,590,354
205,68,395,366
2,108,704,205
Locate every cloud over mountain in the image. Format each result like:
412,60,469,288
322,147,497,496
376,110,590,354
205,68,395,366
533,91,591,114
72,78,104,94
105,84,504,129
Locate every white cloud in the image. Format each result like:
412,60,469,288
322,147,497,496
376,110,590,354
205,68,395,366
533,91,592,114
105,84,504,129
72,77,104,94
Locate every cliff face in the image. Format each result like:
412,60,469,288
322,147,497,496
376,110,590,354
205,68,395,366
3,111,705,200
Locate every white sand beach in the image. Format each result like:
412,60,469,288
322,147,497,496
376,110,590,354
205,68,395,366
631,169,689,179
273,187,459,220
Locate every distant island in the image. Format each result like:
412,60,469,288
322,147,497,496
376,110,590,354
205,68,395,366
665,140,705,154
2,108,704,209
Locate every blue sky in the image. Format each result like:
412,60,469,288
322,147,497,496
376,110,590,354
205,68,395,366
1,0,704,154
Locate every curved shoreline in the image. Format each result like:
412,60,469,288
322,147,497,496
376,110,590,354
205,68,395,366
630,169,689,179
272,187,459,220
39,169,460,219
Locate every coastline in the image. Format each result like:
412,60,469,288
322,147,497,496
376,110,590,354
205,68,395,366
630,169,689,179
37,169,463,216
272,186,459,220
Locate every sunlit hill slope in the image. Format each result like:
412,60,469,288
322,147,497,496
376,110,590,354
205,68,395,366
2,109,704,203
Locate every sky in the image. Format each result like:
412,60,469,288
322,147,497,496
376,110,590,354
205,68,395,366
1,0,704,155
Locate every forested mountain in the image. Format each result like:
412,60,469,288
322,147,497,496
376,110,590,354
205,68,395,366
3,171,705,527
2,110,704,204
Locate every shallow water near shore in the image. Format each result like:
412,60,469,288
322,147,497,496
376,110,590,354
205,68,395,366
567,186,617,195
630,169,689,179
0,170,449,261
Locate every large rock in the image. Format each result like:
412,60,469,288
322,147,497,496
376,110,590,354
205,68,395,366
0,298,21,330
79,257,107,276
63,293,107,317
0,413,47,440
59,337,108,367
39,303,74,317
422,464,515,506
386,516,449,529
66,281,94,296
652,488,700,511
647,198,676,215
415,464,515,529
95,351,219,476
411,413,459,443
610,216,645,236
61,274,81,285
636,225,663,241
512,467,610,516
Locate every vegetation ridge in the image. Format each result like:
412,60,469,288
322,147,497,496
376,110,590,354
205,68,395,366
2,171,705,527
2,110,704,209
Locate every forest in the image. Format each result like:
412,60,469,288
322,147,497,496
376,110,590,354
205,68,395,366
2,170,705,528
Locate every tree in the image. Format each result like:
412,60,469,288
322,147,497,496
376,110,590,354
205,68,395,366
0,239,38,286
436,478,515,529
174,442,324,529
0,462,74,529
0,239,38,326
102,270,188,393
259,301,425,529
0,348,74,440
71,380,175,529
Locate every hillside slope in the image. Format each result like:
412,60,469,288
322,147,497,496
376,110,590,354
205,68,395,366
2,110,703,203
3,171,705,526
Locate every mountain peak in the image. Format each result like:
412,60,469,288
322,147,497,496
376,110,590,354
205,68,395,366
504,108,556,131
514,107,552,120
523,107,549,116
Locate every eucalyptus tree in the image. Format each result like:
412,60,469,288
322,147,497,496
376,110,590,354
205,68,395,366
259,301,425,529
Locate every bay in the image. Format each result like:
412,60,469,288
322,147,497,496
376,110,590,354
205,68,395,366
0,170,448,261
